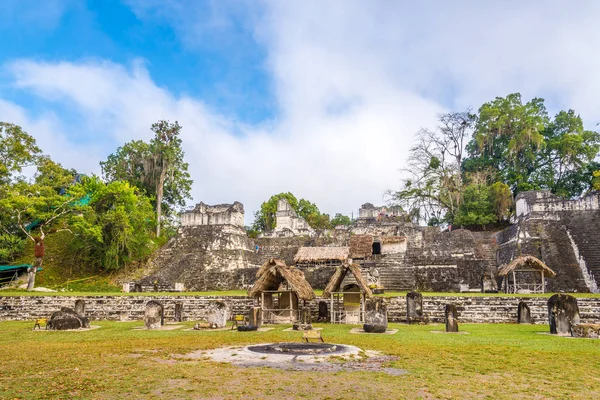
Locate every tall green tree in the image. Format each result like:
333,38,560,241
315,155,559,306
101,120,192,236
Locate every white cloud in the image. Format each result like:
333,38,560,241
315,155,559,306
3,1,600,223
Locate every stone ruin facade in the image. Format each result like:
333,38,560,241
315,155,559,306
144,191,600,293
268,198,315,237
180,201,244,227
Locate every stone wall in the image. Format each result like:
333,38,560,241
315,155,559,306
3,295,598,325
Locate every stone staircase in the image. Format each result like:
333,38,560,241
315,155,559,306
561,211,600,291
368,253,416,291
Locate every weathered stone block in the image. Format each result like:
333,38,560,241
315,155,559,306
517,301,531,324
363,297,387,333
248,306,262,327
74,299,85,316
174,302,183,322
548,294,580,335
445,304,458,332
207,300,230,328
571,323,600,338
406,291,427,324
144,300,164,330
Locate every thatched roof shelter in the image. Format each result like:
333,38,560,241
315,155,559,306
294,247,350,263
322,264,373,298
349,235,373,258
498,255,556,277
248,258,315,301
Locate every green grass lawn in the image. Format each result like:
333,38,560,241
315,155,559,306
1,321,599,399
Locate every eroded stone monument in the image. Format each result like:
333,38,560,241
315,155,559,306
363,297,388,333
548,294,580,335
74,299,85,316
174,302,183,322
517,301,531,324
445,304,458,332
406,291,427,324
144,300,164,330
207,301,230,328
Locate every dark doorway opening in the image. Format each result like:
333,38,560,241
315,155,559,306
372,242,381,255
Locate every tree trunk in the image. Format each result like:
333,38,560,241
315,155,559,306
27,257,42,291
156,167,167,237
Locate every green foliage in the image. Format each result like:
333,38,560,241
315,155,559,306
593,170,600,191
0,234,25,264
453,184,497,227
71,176,157,271
330,213,352,227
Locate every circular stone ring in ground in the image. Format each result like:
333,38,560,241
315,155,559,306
247,342,346,355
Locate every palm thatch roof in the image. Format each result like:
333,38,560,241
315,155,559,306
349,235,373,258
498,255,556,277
294,247,350,263
322,263,373,298
248,258,315,300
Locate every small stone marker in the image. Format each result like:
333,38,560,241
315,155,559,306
318,301,329,322
406,291,427,324
363,297,388,333
207,301,230,328
517,301,531,324
445,304,459,332
47,307,90,330
548,294,580,335
74,300,85,316
144,300,164,330
571,323,600,338
174,302,184,322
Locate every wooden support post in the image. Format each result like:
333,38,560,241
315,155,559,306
261,291,265,323
512,270,516,294
330,293,334,323
289,290,293,323
541,270,545,293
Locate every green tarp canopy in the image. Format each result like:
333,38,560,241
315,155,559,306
0,264,37,272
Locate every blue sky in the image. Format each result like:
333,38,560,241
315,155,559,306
1,1,599,220
1,0,273,124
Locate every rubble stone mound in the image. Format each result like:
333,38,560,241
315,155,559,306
47,307,90,330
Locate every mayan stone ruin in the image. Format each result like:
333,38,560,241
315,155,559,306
140,190,600,295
